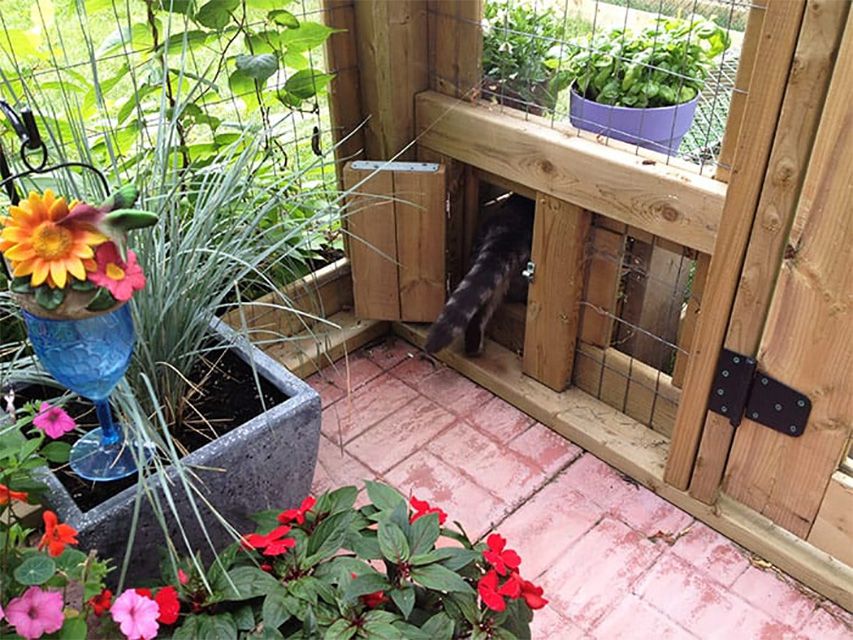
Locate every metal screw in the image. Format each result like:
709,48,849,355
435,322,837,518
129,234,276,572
721,406,728,413
733,356,741,364
774,403,782,412
761,377,769,386
797,399,805,408
789,425,797,434
751,412,759,419
716,389,725,396
721,370,730,378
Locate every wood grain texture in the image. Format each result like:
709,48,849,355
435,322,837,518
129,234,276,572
723,11,853,536
344,166,400,320
808,472,853,567
415,91,726,254
672,252,710,388
428,0,483,98
580,225,624,348
689,0,850,504
665,0,807,490
523,194,590,391
394,167,447,321
393,321,853,610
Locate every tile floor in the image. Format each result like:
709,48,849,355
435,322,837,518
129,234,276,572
307,336,853,640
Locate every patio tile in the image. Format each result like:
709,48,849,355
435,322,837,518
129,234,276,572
539,518,661,630
347,396,457,474
320,374,419,445
609,484,694,537
363,336,414,370
389,354,441,385
636,553,799,639
384,449,507,539
427,421,546,508
530,605,589,640
467,395,535,444
670,521,750,587
416,367,494,418
800,607,853,640
493,472,602,580
307,355,383,407
508,423,583,477
558,453,639,511
312,435,375,495
591,594,694,640
731,565,818,630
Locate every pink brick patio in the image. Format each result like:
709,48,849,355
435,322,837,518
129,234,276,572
307,336,853,640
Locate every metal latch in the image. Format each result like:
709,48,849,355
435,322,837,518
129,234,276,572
707,349,811,437
522,261,535,282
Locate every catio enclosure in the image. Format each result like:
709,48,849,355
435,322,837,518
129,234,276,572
227,0,853,611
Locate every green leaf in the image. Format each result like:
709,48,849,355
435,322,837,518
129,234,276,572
197,613,238,639
59,617,88,640
104,209,159,231
54,548,87,574
233,604,255,631
410,563,471,594
172,615,202,639
195,0,239,29
158,0,194,14
221,566,281,601
345,572,390,598
408,512,440,556
434,547,480,571
315,485,358,517
262,586,292,629
421,612,455,640
269,9,299,28
85,288,117,312
284,69,332,100
305,510,354,565
235,53,279,82
388,585,415,620
40,441,72,464
34,285,65,311
70,280,96,292
377,521,409,563
362,620,402,639
325,619,357,640
278,22,337,52
15,555,57,585
11,277,33,293
365,481,406,512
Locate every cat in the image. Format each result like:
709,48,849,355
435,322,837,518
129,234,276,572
425,194,534,355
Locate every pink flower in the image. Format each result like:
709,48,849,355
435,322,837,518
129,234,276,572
88,242,145,302
33,403,76,439
111,589,160,640
177,568,189,585
4,587,65,639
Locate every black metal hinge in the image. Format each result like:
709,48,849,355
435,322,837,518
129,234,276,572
707,349,811,437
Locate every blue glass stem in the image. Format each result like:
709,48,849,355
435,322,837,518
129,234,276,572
95,400,121,446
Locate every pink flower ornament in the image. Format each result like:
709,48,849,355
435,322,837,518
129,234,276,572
88,242,146,302
4,587,65,640
111,589,160,640
33,403,76,439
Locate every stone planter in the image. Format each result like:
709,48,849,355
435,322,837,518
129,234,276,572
38,316,321,582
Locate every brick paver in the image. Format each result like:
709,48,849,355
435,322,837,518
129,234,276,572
309,337,853,639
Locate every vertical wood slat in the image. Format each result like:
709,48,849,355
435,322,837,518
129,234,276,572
808,472,853,567
395,167,447,321
664,0,808,490
689,0,850,504
323,0,366,189
428,1,484,99
672,252,711,388
523,194,590,392
353,1,429,160
721,10,853,536
579,224,625,348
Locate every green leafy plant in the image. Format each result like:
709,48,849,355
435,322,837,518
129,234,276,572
162,482,547,639
482,0,588,112
564,16,731,108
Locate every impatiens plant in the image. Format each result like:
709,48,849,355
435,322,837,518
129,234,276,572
1,186,156,314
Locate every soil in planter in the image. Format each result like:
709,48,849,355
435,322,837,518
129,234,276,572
17,344,288,512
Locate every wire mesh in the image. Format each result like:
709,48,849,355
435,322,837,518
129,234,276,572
445,0,760,176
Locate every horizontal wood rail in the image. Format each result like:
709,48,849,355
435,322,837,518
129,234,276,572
415,91,726,254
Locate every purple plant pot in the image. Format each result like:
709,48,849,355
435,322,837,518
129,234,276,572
569,88,699,155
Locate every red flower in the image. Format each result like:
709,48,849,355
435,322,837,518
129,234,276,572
409,496,447,525
520,578,548,610
241,525,296,557
477,570,506,612
0,483,28,505
497,572,523,599
38,510,78,557
277,496,316,525
351,573,387,608
483,533,520,576
154,586,180,625
87,589,112,617
135,588,153,599
260,563,274,573
177,568,189,585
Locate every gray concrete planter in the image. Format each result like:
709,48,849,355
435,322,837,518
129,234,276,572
38,316,321,582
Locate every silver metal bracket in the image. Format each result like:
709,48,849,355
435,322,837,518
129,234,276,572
522,261,535,283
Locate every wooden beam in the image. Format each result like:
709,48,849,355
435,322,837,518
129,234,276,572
523,195,589,391
808,472,853,567
722,10,853,536
428,1,483,99
353,1,429,159
688,0,849,503
393,322,853,610
415,91,726,254
665,0,808,490
672,252,710,388
580,224,624,349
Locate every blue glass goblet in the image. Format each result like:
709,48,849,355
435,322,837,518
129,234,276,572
23,304,150,481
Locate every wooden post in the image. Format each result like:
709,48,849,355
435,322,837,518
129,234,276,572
687,0,849,503
522,194,590,391
353,1,429,160
428,1,484,99
671,252,710,388
721,10,853,536
579,223,625,348
664,0,808,490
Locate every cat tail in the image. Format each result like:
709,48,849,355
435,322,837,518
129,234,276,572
424,247,514,354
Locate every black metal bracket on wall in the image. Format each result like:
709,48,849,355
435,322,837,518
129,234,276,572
707,349,812,437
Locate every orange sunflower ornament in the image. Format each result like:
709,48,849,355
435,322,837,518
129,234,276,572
1,185,157,317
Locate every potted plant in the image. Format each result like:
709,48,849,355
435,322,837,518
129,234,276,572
563,16,730,154
481,0,587,115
